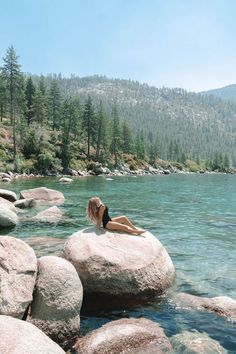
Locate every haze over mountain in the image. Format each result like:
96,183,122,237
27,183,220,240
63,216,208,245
202,84,236,102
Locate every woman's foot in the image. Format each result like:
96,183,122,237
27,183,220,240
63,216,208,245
134,228,146,235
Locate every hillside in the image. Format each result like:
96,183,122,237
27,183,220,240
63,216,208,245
35,75,236,164
202,84,236,102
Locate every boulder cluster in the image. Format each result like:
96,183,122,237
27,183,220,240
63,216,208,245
0,185,235,353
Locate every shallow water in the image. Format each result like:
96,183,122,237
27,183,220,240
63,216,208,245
1,174,236,352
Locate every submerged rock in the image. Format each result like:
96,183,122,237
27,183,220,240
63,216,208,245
29,256,83,350
59,177,73,183
0,315,65,354
0,205,18,227
20,187,64,204
74,318,172,354
0,236,37,318
170,330,227,354
174,293,236,322
0,188,17,202
26,236,65,257
63,227,175,309
32,206,63,224
14,198,35,209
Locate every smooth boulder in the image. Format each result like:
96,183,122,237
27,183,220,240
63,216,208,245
0,315,65,354
74,318,172,354
0,205,18,227
0,236,37,318
32,206,63,224
0,188,17,202
30,256,83,349
174,293,236,322
170,330,227,353
63,227,175,308
20,187,64,204
0,196,18,213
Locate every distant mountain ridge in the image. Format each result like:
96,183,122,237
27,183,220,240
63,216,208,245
202,84,236,102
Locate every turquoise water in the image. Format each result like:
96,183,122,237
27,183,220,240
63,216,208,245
1,174,236,352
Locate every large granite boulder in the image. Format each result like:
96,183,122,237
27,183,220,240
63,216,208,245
74,318,172,354
20,187,64,204
0,236,37,318
170,330,227,353
32,206,63,224
0,196,18,213
0,205,18,228
0,315,65,354
30,256,83,349
0,188,17,202
63,227,175,308
174,293,236,322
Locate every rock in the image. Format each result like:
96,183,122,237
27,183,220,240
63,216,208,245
0,315,65,354
170,330,227,353
0,236,37,318
74,318,172,354
0,196,18,213
2,177,11,182
14,198,35,208
29,256,83,350
174,293,236,322
33,206,63,224
92,163,108,175
20,187,64,204
0,172,11,179
0,205,18,227
63,227,175,309
163,169,171,175
0,188,17,202
59,177,73,183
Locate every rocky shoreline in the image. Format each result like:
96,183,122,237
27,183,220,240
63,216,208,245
0,161,235,183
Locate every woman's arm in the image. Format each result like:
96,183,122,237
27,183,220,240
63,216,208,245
96,204,105,227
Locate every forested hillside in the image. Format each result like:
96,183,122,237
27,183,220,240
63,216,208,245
38,74,236,165
0,46,235,174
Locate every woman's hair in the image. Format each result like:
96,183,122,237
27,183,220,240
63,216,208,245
86,196,103,223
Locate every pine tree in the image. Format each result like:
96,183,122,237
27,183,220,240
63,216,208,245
96,101,108,161
60,98,76,170
25,76,36,126
122,120,133,154
33,87,47,126
47,80,61,130
110,104,121,165
2,46,24,161
82,96,96,158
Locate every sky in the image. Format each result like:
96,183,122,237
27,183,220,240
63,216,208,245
0,0,236,92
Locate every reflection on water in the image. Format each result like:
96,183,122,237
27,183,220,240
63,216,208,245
1,174,236,352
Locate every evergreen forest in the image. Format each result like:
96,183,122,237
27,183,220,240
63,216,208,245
0,46,236,174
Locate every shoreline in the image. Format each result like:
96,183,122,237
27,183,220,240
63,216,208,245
0,166,235,184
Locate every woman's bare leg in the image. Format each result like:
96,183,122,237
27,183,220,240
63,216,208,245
112,216,145,232
106,221,144,235
112,216,136,229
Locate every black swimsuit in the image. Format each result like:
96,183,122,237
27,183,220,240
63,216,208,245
102,205,112,228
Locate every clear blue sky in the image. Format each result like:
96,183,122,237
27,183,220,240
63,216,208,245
0,0,236,92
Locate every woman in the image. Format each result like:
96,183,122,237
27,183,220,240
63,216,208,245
87,196,145,235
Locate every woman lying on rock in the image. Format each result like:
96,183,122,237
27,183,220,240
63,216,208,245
87,196,145,235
